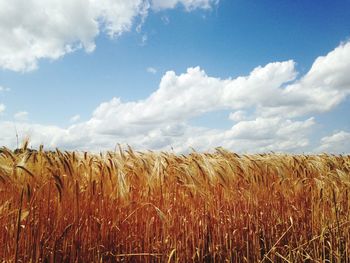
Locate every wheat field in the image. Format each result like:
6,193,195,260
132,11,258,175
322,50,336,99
0,143,349,262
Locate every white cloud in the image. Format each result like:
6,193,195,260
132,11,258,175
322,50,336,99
0,0,216,72
140,34,148,46
147,67,157,74
229,110,247,122
70,114,81,123
0,41,349,153
0,121,68,149
317,131,350,153
0,0,98,71
86,61,298,128
14,111,29,121
261,41,350,118
151,0,218,11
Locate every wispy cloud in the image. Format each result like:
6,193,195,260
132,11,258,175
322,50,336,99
70,114,81,123
14,111,29,121
140,34,148,46
147,67,157,74
152,0,218,11
161,15,170,25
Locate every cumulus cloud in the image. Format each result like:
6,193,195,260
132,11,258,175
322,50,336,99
88,41,350,128
262,41,350,117
171,117,315,153
0,0,217,72
0,41,349,153
0,121,68,149
1,0,98,71
317,131,350,153
86,62,297,135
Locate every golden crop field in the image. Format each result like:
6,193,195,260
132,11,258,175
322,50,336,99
0,143,350,262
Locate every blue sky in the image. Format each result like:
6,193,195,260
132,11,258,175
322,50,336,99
0,0,350,153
